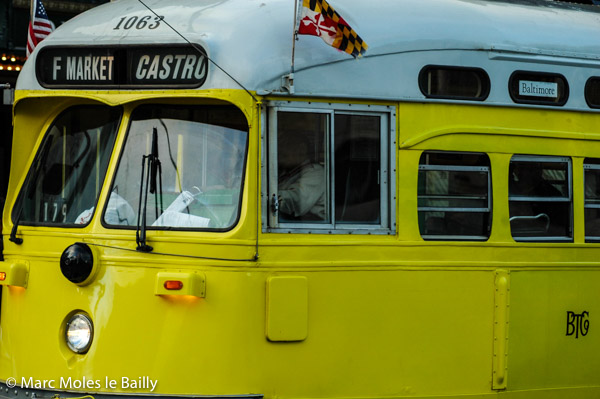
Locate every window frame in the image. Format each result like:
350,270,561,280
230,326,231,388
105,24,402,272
418,65,490,101
101,103,250,232
585,77,600,109
417,151,492,241
263,101,396,235
584,161,600,242
508,155,573,242
11,104,123,228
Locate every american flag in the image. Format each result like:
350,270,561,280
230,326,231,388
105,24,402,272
26,0,54,58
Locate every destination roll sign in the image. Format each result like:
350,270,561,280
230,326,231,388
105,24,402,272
36,45,208,88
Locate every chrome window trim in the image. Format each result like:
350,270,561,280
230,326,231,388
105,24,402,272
417,151,492,241
422,234,489,241
419,207,490,213
509,154,573,242
510,197,571,202
511,236,573,243
262,101,396,235
584,159,600,242
508,155,572,201
418,165,489,172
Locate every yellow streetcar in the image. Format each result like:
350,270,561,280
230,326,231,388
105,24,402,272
1,0,600,398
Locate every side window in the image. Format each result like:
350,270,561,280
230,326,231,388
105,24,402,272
266,104,393,233
417,151,491,241
584,159,600,242
508,155,572,242
418,66,490,101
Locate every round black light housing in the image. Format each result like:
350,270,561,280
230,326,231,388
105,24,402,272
60,243,95,285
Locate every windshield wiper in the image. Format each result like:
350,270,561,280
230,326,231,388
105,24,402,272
9,206,23,245
136,127,162,252
9,189,26,245
149,127,163,217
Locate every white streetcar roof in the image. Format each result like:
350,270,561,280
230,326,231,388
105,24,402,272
16,0,600,107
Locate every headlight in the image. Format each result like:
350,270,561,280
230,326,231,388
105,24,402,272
66,313,94,354
60,243,95,285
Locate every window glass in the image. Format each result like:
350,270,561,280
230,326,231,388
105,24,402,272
277,112,329,223
585,78,600,109
13,105,121,226
508,155,572,241
418,151,491,240
335,114,381,224
584,159,600,241
418,66,490,100
270,107,389,232
105,105,248,230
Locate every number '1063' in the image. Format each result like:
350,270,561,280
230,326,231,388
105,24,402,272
113,15,163,30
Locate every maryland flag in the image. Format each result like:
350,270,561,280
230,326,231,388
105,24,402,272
298,0,368,58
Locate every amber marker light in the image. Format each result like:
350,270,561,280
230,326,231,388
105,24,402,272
0,272,6,281
164,280,184,290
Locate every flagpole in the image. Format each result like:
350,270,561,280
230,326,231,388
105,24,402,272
284,0,300,93
291,0,299,74
27,0,35,58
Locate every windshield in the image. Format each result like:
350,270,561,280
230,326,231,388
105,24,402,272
13,105,121,226
104,104,248,230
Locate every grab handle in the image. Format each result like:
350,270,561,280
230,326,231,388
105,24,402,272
509,213,550,232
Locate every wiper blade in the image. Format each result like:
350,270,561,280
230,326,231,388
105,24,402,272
136,154,152,252
149,126,163,217
136,127,162,252
9,206,23,245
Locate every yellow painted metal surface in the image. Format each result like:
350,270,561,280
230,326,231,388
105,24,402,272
2,92,600,399
0,263,495,397
266,275,308,341
508,271,600,390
